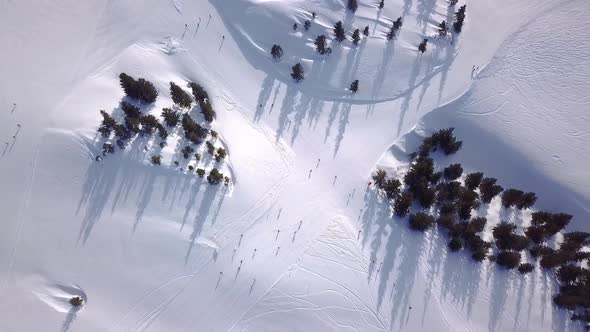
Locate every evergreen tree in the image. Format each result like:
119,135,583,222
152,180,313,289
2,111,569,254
453,5,467,33
347,0,358,12
443,163,463,180
409,212,435,232
200,99,216,122
170,82,192,109
291,63,305,82
119,73,158,103
188,82,210,103
450,0,458,5
480,177,503,203
151,155,161,165
464,172,483,190
196,168,205,177
387,17,403,40
304,20,311,31
206,141,215,154
383,178,401,200
418,38,428,53
363,26,370,37
271,44,284,60
182,146,195,159
215,147,227,162
438,20,448,37
98,110,116,137
207,168,224,184
161,108,180,127
314,35,330,54
349,80,359,93
394,191,413,217
352,28,361,46
372,169,387,188
293,23,298,31
333,21,346,43
496,251,521,269
379,0,384,9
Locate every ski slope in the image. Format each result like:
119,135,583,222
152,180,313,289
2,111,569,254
0,0,588,331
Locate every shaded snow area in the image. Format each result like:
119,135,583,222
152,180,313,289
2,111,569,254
0,0,589,331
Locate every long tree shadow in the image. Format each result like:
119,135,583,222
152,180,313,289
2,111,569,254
367,39,396,116
396,55,423,137
255,75,276,122
185,183,221,263
416,0,437,35
61,306,81,332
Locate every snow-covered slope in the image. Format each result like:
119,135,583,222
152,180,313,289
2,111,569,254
0,0,588,331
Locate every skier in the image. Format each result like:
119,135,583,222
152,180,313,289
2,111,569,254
95,155,103,162
316,158,320,168
185,23,188,29
367,181,372,187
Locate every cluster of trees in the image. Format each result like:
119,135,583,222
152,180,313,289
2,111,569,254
119,73,158,103
371,128,590,328
500,189,537,209
188,82,216,122
414,128,463,158
97,75,231,185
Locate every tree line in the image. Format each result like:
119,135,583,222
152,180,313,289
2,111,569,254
270,1,468,89
98,73,229,186
371,128,590,328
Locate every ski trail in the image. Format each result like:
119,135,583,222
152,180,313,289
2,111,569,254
3,145,40,290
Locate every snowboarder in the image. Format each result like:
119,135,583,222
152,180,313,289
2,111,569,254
95,155,103,162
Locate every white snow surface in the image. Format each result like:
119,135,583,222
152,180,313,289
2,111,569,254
0,0,589,331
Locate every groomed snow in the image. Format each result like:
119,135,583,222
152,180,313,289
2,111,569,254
0,0,588,331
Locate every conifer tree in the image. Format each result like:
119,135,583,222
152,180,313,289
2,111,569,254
170,82,192,109
379,0,384,9
349,80,359,93
271,44,284,60
347,0,358,12
453,5,467,33
363,26,370,37
418,38,428,53
314,35,329,54
119,73,158,103
333,21,346,43
291,63,304,82
352,29,361,45
438,20,448,37
293,23,298,31
387,17,403,40
304,20,311,31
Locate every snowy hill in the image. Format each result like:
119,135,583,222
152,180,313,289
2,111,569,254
0,0,588,331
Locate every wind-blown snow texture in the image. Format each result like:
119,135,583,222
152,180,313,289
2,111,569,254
0,0,588,331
